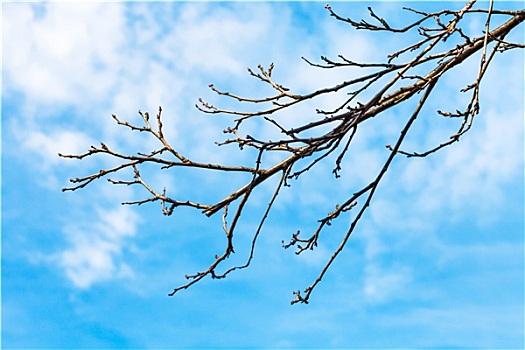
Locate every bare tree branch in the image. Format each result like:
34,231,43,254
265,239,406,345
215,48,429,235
60,1,524,304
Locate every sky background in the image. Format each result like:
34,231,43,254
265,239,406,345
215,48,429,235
2,1,524,349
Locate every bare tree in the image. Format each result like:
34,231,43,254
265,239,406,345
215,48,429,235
60,1,524,304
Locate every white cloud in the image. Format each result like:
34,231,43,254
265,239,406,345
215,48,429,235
3,3,126,111
364,263,413,304
397,108,523,226
163,3,272,75
8,127,96,190
57,205,140,289
20,129,95,168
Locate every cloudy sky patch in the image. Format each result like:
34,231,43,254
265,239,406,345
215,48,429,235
2,1,523,348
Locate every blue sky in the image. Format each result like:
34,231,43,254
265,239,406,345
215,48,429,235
2,1,524,348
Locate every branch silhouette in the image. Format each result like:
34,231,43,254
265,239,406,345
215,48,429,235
60,1,524,304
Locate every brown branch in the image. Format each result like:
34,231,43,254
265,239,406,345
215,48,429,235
59,2,525,304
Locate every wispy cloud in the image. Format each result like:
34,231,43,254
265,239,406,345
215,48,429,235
363,263,413,304
56,205,140,289
3,3,126,111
